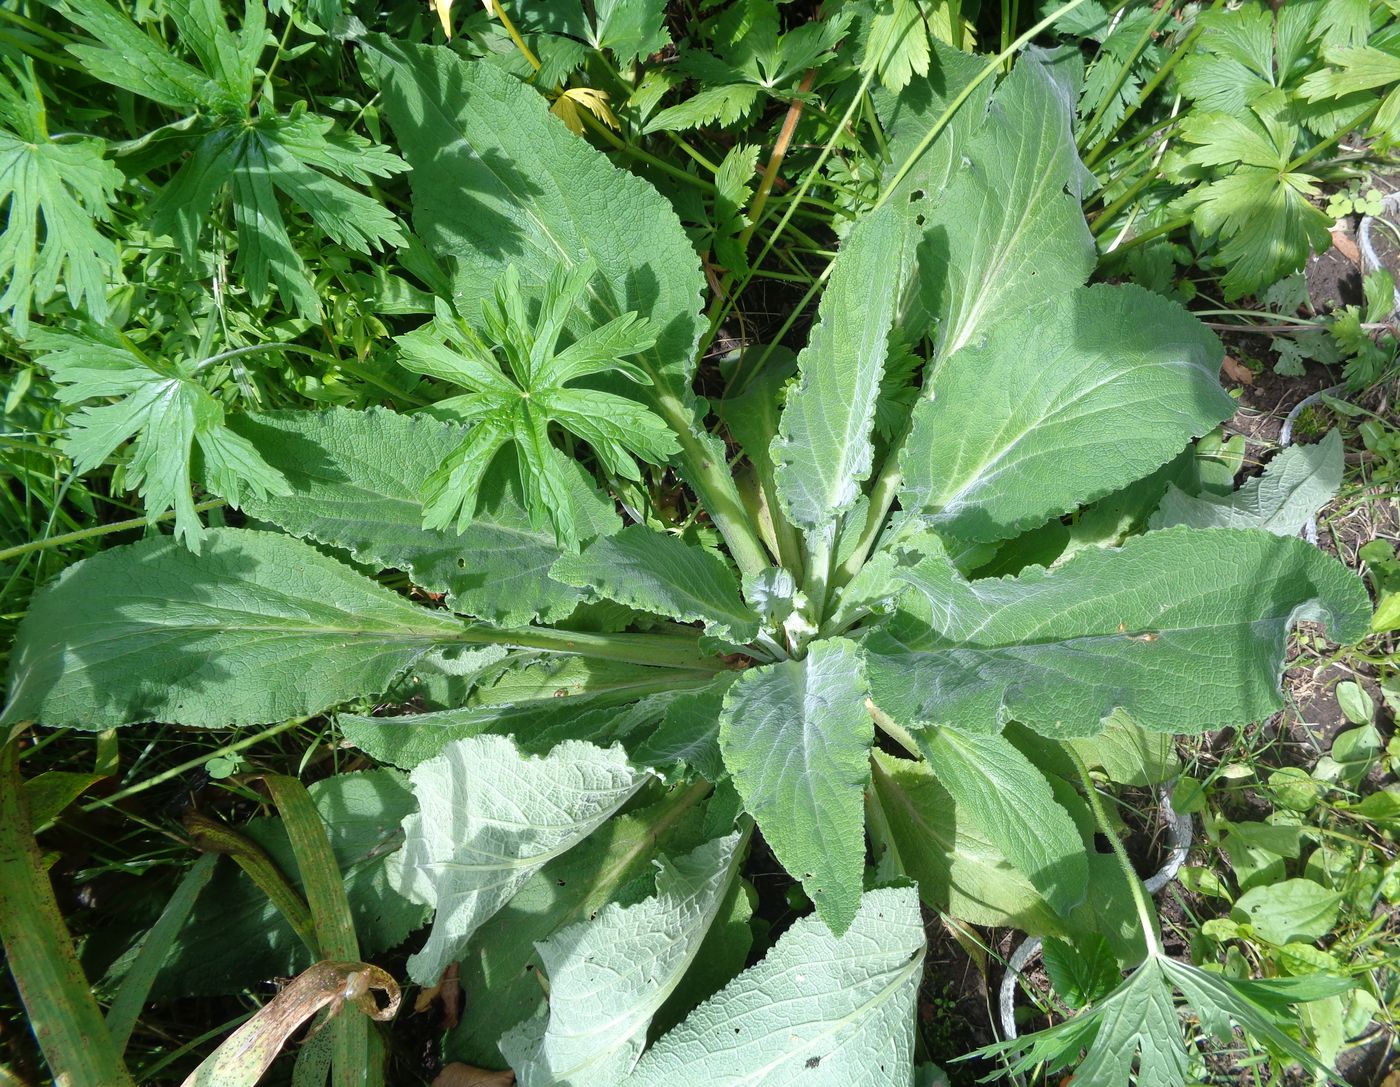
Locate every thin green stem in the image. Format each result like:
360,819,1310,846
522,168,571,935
1079,1,1174,144
1288,100,1383,174
700,65,881,357
0,500,227,564
1067,746,1162,957
1083,12,1209,168
79,718,306,813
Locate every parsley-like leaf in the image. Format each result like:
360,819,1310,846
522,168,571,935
62,0,405,320
397,260,679,547
30,325,290,549
0,62,122,337
977,953,1351,1087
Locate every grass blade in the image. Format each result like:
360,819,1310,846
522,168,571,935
0,742,134,1085
261,774,375,1087
104,851,219,1053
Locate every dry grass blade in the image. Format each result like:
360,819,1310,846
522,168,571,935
178,961,399,1087
258,774,372,1087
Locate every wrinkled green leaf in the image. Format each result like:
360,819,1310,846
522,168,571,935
500,832,746,1086
391,736,649,984
864,527,1371,738
3,529,461,729
718,639,872,932
899,284,1231,544
230,408,619,624
623,887,924,1086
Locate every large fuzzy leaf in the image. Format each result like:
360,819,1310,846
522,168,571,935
771,202,916,543
229,408,618,624
1151,430,1343,536
914,726,1087,916
913,52,1094,360
622,886,923,1085
390,735,649,984
718,639,872,932
500,832,746,1086
864,527,1371,738
898,284,1232,544
2,528,461,729
869,752,1064,933
443,784,721,1067
876,40,993,207
551,526,759,642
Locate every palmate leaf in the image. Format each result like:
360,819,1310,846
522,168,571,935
978,953,1352,1087
389,735,650,984
717,638,873,932
63,0,405,319
622,886,924,1086
1177,108,1333,299
0,64,122,336
1,529,463,730
500,832,746,1086
863,527,1371,738
367,39,762,569
862,0,933,93
30,325,290,548
397,262,677,547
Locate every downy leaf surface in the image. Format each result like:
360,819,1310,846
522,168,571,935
1150,429,1343,536
3,528,461,729
771,201,917,546
390,735,650,984
864,527,1371,737
718,638,872,932
552,526,759,642
911,52,1093,361
442,783,725,1067
898,284,1233,545
622,886,924,1086
869,752,1067,936
914,726,1087,916
229,407,619,624
500,832,746,1086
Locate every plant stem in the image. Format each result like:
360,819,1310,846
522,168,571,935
491,0,541,73
0,500,228,564
1067,746,1162,957
0,742,135,1085
739,70,817,252
80,718,306,813
455,622,732,672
